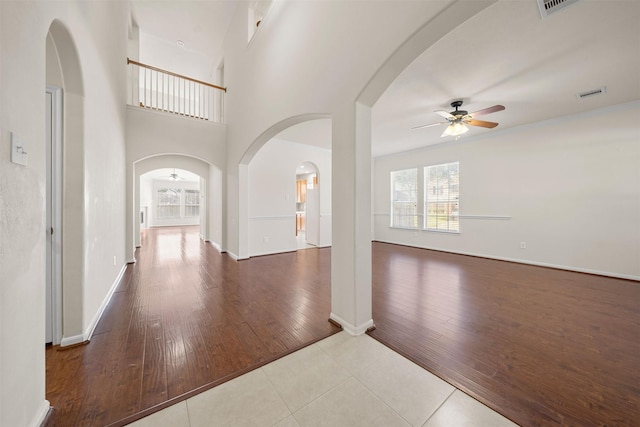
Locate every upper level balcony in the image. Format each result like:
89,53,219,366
127,58,226,124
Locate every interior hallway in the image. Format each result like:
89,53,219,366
45,226,339,426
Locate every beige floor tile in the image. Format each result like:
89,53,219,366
187,368,291,427
263,343,351,412
351,348,455,426
125,401,190,427
273,415,301,427
293,377,410,427
316,332,396,373
423,390,519,427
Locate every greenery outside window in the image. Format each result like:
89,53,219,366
425,162,459,232
184,189,200,217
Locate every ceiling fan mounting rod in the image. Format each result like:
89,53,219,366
450,100,467,117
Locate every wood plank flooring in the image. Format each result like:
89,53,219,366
368,242,640,427
46,230,639,426
45,226,340,426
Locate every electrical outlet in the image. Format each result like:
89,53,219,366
520,242,527,249
113,255,117,266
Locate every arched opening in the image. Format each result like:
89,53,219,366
241,116,332,258
295,161,320,249
134,154,223,252
46,19,85,346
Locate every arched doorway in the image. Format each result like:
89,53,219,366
295,161,320,249
133,154,223,252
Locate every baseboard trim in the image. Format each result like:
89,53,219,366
84,264,127,341
60,334,86,347
329,313,374,336
33,400,50,427
60,264,127,347
372,239,640,282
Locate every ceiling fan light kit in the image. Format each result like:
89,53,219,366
413,100,505,139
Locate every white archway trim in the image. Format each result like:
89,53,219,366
236,113,331,259
357,0,497,107
240,113,331,165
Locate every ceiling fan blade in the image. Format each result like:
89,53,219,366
411,121,447,130
434,110,454,119
469,104,505,117
467,119,499,128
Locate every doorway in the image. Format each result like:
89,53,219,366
45,86,62,345
295,162,319,249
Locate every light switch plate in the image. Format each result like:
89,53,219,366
11,132,27,166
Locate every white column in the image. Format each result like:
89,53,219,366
330,101,373,335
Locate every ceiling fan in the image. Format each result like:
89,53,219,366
160,168,183,181
412,100,505,137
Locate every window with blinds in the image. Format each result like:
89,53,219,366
184,189,200,217
424,162,459,232
157,188,181,218
391,168,419,228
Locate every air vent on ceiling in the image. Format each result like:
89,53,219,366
537,0,580,18
576,86,607,100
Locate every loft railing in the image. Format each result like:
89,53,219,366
127,58,226,123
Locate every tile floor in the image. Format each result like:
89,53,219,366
127,332,519,427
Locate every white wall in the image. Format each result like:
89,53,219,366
126,106,226,165
126,106,226,259
248,139,331,256
0,1,129,426
222,0,466,257
374,102,640,280
140,31,214,83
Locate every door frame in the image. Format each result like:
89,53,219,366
46,85,63,345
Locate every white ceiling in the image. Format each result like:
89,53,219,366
371,0,640,157
130,0,238,76
130,0,640,157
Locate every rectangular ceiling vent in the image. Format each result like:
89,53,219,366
576,86,607,100
537,0,580,18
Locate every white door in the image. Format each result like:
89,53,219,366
46,87,62,345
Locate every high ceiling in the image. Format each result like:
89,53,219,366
130,0,238,76
131,0,640,157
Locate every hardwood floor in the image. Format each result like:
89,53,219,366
368,242,640,427
45,226,339,426
46,230,639,426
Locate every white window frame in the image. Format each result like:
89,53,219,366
390,168,420,229
424,162,460,233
